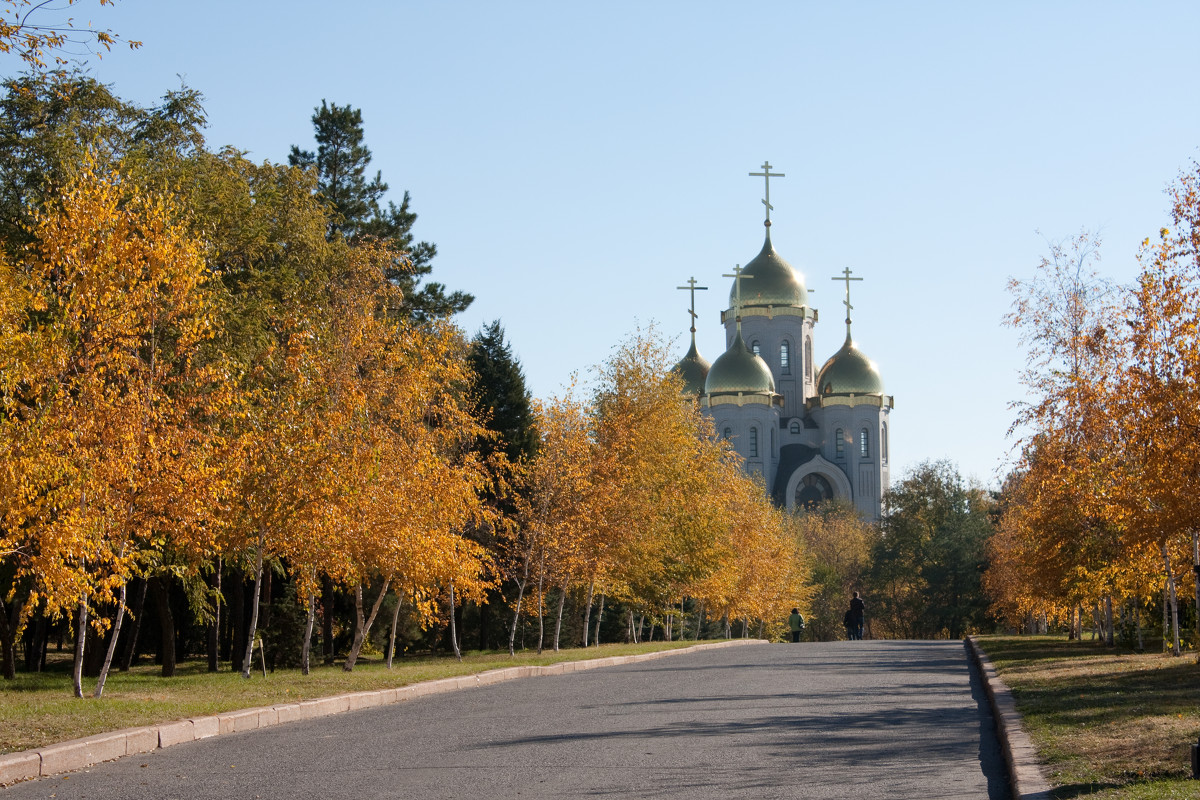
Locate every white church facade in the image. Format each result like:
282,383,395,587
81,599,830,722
673,163,894,520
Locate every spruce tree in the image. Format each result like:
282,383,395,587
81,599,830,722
468,320,537,464
289,100,472,320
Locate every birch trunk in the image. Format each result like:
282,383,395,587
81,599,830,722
593,594,605,646
448,583,462,661
343,575,393,671
93,581,128,698
553,584,567,652
301,593,316,675
387,594,403,668
72,596,88,698
506,551,530,657
207,563,221,673
535,557,545,655
1163,544,1181,656
694,602,705,641
582,580,595,647
241,533,265,679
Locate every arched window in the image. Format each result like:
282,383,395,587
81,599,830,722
860,427,870,458
749,427,759,458
789,419,801,434
835,428,844,458
751,340,761,358
882,423,889,464
723,426,732,440
780,341,791,374
804,337,813,380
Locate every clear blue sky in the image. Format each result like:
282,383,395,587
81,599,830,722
8,2,1199,487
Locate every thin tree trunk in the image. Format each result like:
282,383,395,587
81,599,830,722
1163,544,1182,656
582,580,595,648
536,554,545,655
1193,530,1200,655
1163,584,1170,652
207,562,220,673
152,575,176,677
301,593,316,676
120,578,148,671
448,583,462,661
321,575,335,665
241,534,265,679
553,583,567,652
1104,595,1114,646
593,594,605,646
72,596,87,698
509,553,529,657
387,593,403,668
93,581,128,698
694,601,705,641
723,613,731,639
343,575,393,671
636,612,645,644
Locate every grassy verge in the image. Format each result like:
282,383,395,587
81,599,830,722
0,641,697,755
975,635,1200,800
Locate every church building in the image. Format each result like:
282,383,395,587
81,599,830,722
673,163,894,520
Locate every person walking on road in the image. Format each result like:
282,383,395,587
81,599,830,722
788,608,805,642
849,591,865,640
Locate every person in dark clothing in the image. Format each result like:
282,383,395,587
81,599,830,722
843,609,855,640
849,591,865,640
788,608,805,643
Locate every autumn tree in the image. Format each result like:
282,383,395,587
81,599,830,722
794,501,877,641
0,0,139,69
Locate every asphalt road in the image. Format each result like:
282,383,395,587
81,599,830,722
8,640,1008,799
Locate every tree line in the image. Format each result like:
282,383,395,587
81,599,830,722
986,160,1200,656
0,68,810,696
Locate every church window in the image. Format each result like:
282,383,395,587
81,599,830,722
835,428,844,458
804,337,813,380
780,341,791,374
789,419,801,434
882,423,889,464
749,427,759,458
860,427,870,458
751,340,761,357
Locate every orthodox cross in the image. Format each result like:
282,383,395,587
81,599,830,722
831,266,863,334
676,277,708,336
749,161,785,226
722,264,745,333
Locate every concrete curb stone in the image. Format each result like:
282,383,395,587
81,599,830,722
965,636,1054,800
3,637,769,788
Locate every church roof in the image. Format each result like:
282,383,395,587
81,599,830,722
704,331,775,396
671,340,710,396
816,333,885,396
728,231,808,310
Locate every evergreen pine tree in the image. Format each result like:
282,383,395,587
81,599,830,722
468,320,538,464
289,100,472,321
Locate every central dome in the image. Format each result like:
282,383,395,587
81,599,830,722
705,332,775,396
729,232,808,310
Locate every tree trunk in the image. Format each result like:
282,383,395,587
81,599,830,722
93,581,128,698
207,562,221,673
1163,544,1182,656
448,583,462,661
230,566,245,672
1104,595,1114,647
553,583,567,652
120,578,148,671
241,535,265,679
694,602,705,641
72,596,87,698
0,593,24,680
151,575,177,677
343,575,392,671
582,580,595,648
508,553,530,656
535,555,545,655
593,594,605,646
301,593,316,676
636,612,644,644
1163,584,1170,653
322,575,335,665
1193,530,1200,654
387,593,403,669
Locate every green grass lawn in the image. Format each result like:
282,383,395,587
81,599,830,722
975,635,1200,800
0,641,697,755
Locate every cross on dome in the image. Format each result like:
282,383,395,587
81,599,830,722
676,277,708,337
831,266,863,338
749,161,785,227
722,264,745,335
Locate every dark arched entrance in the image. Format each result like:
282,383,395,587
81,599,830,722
794,472,834,510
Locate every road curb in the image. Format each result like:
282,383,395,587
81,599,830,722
1,637,767,787
965,636,1054,800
